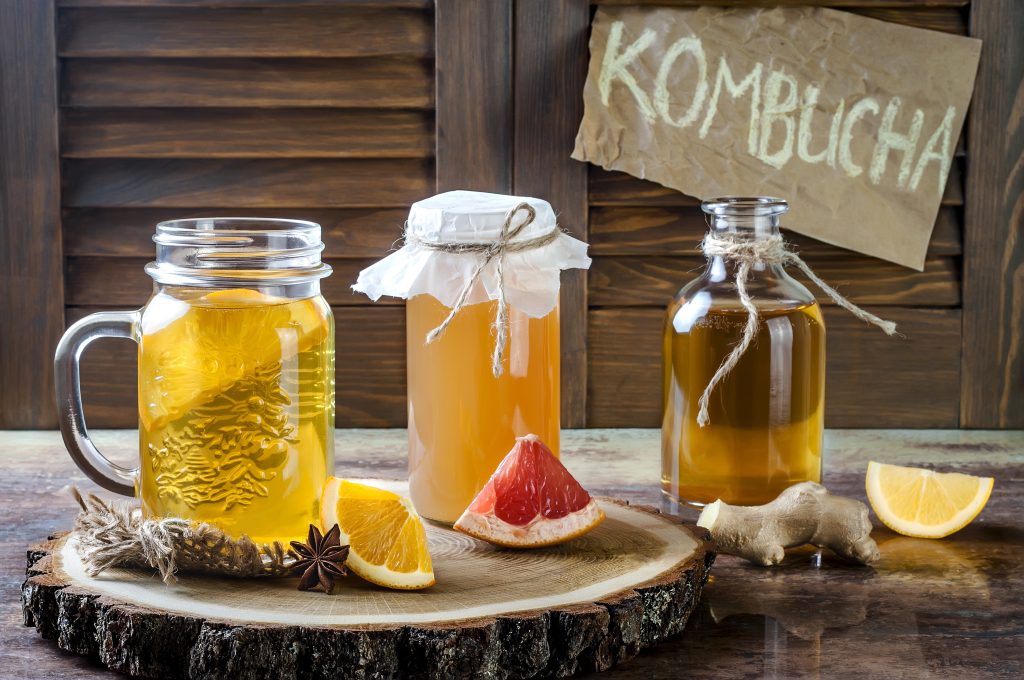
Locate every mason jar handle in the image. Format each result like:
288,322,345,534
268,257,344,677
55,311,140,496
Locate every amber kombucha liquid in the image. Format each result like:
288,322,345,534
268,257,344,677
406,294,560,523
137,288,334,543
662,302,824,506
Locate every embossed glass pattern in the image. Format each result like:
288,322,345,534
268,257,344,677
56,218,335,543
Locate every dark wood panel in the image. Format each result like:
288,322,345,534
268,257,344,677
62,109,434,159
589,206,962,257
64,257,399,306
59,7,433,57
589,255,960,307
514,0,590,427
68,305,406,429
848,7,966,34
333,306,407,427
64,208,407,257
588,169,700,208
588,162,965,207
60,1,431,6
592,1,968,6
62,58,434,108
587,306,961,428
961,0,1024,428
435,0,511,192
0,1,63,428
62,159,433,208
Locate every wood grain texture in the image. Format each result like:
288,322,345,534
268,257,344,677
59,0,432,6
59,7,432,57
848,7,967,34
24,504,713,679
435,0,512,192
961,0,1024,428
587,307,961,428
5,428,1024,680
0,0,63,428
64,258,393,306
61,109,434,159
63,208,408,258
592,1,968,7
588,163,965,207
589,206,962,258
514,0,590,428
62,58,434,108
62,159,433,208
588,256,961,307
68,306,406,428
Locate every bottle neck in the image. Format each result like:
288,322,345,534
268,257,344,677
707,212,781,238
706,214,784,281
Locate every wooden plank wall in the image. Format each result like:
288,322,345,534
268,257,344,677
0,1,64,429
59,0,436,428
39,0,1020,431
583,0,971,428
961,0,1024,428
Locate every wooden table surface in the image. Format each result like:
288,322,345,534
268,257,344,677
3,429,1023,679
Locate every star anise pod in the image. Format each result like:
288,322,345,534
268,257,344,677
289,524,349,593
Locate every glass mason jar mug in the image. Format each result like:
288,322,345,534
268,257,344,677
55,218,335,544
662,198,825,507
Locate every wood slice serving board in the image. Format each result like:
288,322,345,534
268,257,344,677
22,486,714,679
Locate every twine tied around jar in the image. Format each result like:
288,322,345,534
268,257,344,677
403,202,561,377
696,231,900,428
68,487,291,582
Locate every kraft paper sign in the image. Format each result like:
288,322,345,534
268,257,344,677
572,6,982,270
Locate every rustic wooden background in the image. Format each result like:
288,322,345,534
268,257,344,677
0,0,1020,431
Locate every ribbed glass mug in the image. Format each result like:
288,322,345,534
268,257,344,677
55,218,335,543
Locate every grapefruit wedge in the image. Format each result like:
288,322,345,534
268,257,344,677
454,434,604,548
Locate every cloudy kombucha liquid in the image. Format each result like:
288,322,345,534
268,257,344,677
406,294,560,523
662,301,824,506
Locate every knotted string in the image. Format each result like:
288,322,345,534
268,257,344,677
69,487,291,583
696,232,899,427
404,202,560,377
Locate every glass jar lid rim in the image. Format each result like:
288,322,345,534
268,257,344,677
701,196,788,217
149,216,329,285
155,216,320,239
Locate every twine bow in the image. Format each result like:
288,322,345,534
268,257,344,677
404,202,560,377
696,231,899,427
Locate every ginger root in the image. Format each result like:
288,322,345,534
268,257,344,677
697,482,880,566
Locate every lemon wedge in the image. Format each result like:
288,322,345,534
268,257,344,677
320,478,435,590
865,461,993,538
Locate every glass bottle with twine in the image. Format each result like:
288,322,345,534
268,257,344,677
662,197,897,507
353,190,591,523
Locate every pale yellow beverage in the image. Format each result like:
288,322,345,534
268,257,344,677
137,287,334,543
406,294,560,523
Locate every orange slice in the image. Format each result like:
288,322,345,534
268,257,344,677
320,478,434,590
865,461,994,539
454,435,605,548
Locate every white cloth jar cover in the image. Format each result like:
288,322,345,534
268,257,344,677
352,190,591,319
